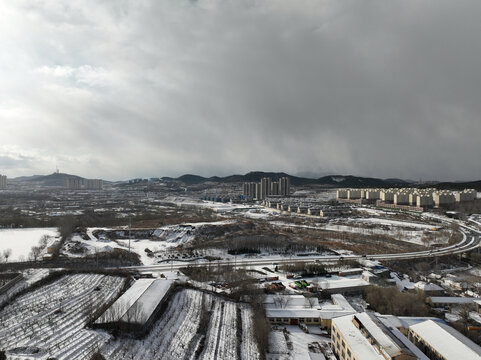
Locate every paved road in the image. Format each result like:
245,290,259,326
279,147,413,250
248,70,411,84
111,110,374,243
120,215,481,273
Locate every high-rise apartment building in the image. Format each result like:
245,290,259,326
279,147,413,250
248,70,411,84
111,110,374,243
0,174,7,189
242,176,290,200
279,177,291,196
64,177,103,190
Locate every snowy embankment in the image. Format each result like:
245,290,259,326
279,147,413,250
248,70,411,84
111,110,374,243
0,228,58,261
0,273,125,360
101,288,259,360
62,221,235,265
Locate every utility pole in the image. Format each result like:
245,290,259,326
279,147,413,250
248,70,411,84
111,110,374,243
128,216,131,255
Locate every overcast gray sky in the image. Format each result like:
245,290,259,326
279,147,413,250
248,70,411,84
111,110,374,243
0,0,480,181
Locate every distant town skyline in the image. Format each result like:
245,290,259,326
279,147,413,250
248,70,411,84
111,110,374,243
1,1,481,181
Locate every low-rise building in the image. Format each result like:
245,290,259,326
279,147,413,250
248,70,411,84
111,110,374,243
408,320,481,360
265,294,321,326
331,312,418,360
426,296,480,309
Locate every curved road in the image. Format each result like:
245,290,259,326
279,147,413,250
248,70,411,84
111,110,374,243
121,212,481,272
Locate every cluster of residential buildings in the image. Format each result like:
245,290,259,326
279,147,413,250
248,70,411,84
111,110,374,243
262,197,351,218
243,177,290,200
0,174,7,189
337,188,477,210
64,177,103,190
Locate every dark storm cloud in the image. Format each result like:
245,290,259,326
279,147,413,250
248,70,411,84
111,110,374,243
0,0,480,180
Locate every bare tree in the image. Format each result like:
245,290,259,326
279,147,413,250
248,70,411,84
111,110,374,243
304,294,317,309
29,246,42,262
273,294,291,309
2,249,12,263
39,234,51,248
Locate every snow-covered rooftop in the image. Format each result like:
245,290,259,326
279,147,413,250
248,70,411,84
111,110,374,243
95,279,173,325
414,281,443,292
354,313,404,358
428,296,481,304
266,308,321,319
409,320,481,360
264,295,320,309
332,314,385,360
320,277,369,290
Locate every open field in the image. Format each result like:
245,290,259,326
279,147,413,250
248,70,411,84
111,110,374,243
101,288,259,360
0,273,126,359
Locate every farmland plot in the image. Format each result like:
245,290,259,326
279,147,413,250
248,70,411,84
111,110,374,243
101,289,260,360
0,273,125,360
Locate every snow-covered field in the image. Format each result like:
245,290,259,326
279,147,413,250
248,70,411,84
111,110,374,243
0,227,58,261
272,217,447,246
0,273,125,360
0,268,51,307
101,288,259,360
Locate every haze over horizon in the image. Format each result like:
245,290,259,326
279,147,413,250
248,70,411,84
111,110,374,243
1,1,481,181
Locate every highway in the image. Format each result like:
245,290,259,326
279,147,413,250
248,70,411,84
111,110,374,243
120,215,481,273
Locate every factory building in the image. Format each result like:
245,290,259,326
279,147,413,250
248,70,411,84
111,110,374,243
0,174,7,190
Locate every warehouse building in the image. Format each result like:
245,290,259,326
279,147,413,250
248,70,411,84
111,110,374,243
408,320,481,360
94,279,174,335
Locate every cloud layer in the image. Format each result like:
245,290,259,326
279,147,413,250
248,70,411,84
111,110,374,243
0,0,480,181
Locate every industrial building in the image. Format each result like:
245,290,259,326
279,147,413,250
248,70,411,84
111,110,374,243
0,174,7,189
408,320,481,360
94,279,173,335
243,177,290,200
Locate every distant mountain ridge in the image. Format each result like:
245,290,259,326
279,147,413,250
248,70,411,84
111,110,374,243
161,172,413,187
12,173,89,187
10,171,481,190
